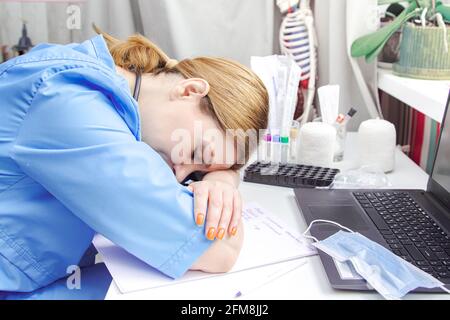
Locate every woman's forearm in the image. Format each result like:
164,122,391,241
190,221,244,272
201,169,240,187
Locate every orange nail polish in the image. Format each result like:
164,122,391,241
207,228,216,240
196,214,204,226
217,228,225,240
231,226,237,236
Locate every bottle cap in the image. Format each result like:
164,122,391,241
281,136,289,143
348,108,357,117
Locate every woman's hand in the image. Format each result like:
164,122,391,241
187,180,242,241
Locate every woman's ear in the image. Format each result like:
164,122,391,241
171,78,210,100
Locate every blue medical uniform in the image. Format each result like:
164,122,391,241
0,35,212,299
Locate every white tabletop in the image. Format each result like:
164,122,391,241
105,133,449,300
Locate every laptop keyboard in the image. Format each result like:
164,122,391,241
353,191,450,282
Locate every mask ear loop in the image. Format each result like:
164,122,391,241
302,219,355,243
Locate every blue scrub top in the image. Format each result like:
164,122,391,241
0,35,212,294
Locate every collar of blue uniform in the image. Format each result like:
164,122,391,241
90,35,116,70
90,34,142,141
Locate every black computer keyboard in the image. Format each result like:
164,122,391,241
353,191,450,281
244,161,340,188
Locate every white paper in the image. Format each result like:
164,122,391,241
94,202,317,294
318,84,340,125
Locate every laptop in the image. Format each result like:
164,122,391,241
294,93,450,292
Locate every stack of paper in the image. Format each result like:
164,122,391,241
93,202,317,293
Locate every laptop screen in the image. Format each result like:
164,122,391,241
429,93,450,208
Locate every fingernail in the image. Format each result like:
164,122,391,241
207,228,216,240
231,226,237,236
196,214,204,226
217,228,225,240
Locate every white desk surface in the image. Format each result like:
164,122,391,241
105,133,449,300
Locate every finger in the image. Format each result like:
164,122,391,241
229,190,242,236
216,188,234,240
193,183,208,227
205,187,223,241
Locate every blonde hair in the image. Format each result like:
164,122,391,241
94,25,269,169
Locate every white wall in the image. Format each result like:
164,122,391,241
314,0,379,130
137,0,277,66
0,0,136,46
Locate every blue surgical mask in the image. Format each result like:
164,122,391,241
303,220,450,300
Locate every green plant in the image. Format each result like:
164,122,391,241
351,0,450,62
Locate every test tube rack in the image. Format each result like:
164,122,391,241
243,161,339,188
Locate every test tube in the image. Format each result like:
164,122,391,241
258,130,267,162
280,136,289,163
289,121,300,163
333,122,346,162
271,134,281,163
265,132,272,162
333,108,356,162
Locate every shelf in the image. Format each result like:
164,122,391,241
377,68,450,123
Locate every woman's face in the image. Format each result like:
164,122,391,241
137,73,236,182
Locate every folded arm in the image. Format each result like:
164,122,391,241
188,169,244,272
191,220,244,272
